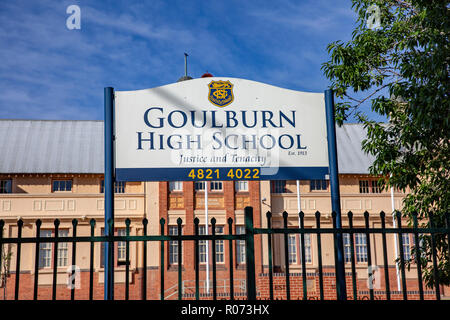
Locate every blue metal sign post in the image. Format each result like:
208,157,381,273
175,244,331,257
104,87,115,300
325,89,347,300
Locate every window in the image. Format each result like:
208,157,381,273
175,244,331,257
402,233,411,261
288,234,297,264
210,181,223,191
100,228,129,268
39,230,69,268
236,226,245,264
310,179,327,191
115,181,126,193
195,181,223,191
343,233,368,263
359,180,370,193
57,230,69,267
0,179,12,193
169,226,180,265
117,229,126,264
301,234,312,264
288,234,312,265
198,226,224,264
235,181,248,192
195,181,205,191
169,181,183,192
343,233,352,263
355,233,368,263
39,230,52,268
371,180,381,193
52,180,72,192
271,180,286,193
100,180,126,193
198,225,207,263
359,179,382,193
215,226,224,263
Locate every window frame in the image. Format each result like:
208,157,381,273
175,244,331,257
168,225,181,266
195,181,224,192
271,180,286,194
115,181,126,193
343,233,369,264
116,228,127,265
371,180,382,193
38,229,70,269
359,179,382,194
169,181,183,192
354,233,368,263
194,181,205,192
198,225,207,264
235,226,246,265
39,230,53,269
310,179,328,192
343,233,352,263
214,226,225,264
52,179,73,192
197,225,225,264
0,179,12,194
100,180,126,193
359,180,370,194
210,181,223,192
287,234,297,264
287,233,313,265
100,227,130,268
57,230,69,268
235,181,249,192
402,233,414,262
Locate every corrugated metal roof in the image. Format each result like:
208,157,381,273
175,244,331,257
336,124,375,174
0,120,374,174
0,120,104,174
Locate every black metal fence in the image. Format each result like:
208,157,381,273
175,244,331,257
0,207,449,300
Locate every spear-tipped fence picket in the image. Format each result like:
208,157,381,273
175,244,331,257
0,207,448,300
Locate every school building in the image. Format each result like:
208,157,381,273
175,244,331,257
0,119,448,300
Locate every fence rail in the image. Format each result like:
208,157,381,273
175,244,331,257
0,207,449,300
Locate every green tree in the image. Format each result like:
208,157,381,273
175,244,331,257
322,0,449,289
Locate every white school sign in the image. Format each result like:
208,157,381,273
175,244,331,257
114,77,329,181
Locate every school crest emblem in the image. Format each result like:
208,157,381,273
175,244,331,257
208,80,234,107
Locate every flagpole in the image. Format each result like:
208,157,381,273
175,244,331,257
296,180,302,266
204,181,210,294
296,180,301,220
391,185,401,291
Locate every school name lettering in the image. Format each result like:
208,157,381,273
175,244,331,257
136,108,307,151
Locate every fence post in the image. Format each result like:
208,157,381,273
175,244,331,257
244,206,256,300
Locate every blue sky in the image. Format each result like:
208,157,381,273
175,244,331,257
0,0,385,121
